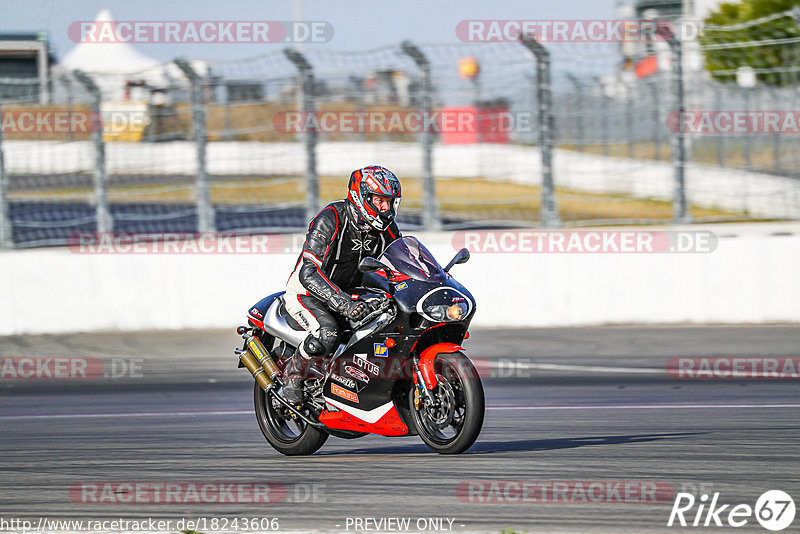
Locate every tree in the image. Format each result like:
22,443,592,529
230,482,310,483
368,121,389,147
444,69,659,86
699,0,800,86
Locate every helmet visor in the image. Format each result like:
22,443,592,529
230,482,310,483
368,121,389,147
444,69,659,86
367,193,400,222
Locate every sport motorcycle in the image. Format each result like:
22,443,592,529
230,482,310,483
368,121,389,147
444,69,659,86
234,236,483,455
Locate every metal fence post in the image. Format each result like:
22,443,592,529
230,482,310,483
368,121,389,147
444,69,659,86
62,74,74,142
742,86,752,170
602,94,610,159
175,59,215,233
768,86,781,174
648,79,661,161
73,70,112,233
566,74,584,153
594,76,610,158
284,49,319,224
401,41,440,231
668,38,690,224
712,83,725,167
521,37,559,228
0,98,11,249
626,81,635,158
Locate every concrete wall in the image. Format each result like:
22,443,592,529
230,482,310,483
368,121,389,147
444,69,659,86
0,224,798,335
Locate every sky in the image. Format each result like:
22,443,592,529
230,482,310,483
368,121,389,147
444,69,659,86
1,0,621,63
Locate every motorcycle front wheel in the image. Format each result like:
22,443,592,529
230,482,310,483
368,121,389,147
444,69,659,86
253,383,328,456
410,352,484,454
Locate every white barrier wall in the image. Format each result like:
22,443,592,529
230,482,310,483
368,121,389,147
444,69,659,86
0,225,798,335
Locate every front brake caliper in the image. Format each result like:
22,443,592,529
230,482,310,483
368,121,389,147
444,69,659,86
414,386,421,410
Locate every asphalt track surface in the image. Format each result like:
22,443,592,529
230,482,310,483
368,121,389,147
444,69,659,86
1,326,799,533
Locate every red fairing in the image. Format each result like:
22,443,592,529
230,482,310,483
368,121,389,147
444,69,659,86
418,343,464,390
248,315,265,330
372,269,411,281
319,406,409,437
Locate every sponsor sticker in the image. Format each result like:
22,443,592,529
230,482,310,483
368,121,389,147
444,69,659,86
331,383,359,403
366,176,380,190
374,343,388,357
344,365,370,383
330,374,356,389
396,282,408,291
353,354,379,376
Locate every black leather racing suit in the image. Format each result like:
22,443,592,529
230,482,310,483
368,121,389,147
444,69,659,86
284,200,401,360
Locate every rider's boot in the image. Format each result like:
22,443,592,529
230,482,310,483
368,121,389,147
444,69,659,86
282,335,328,405
281,346,307,405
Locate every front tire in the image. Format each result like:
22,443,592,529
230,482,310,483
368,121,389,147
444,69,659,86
410,353,484,454
253,383,328,456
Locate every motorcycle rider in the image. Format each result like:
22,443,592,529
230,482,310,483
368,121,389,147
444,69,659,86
282,165,403,404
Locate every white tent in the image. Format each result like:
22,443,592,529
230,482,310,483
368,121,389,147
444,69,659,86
60,9,162,74
54,9,208,102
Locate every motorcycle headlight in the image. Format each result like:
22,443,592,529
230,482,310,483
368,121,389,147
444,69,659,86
447,302,468,321
425,302,468,322
427,305,446,321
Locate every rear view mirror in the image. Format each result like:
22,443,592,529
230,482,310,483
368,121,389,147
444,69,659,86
359,256,398,290
444,248,470,272
358,257,385,273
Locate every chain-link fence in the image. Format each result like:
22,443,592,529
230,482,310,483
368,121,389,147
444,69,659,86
693,9,800,181
3,15,800,248
0,72,98,247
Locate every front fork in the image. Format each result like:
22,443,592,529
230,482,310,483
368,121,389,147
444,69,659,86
411,357,435,410
411,343,466,410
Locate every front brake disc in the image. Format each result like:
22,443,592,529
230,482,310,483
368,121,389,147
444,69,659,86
424,376,456,429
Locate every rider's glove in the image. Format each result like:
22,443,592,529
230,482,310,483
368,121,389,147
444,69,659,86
329,293,371,322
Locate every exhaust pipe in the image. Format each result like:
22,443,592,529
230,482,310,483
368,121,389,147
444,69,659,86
236,327,281,390
236,348,273,390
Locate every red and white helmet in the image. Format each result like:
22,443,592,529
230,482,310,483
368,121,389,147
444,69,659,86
347,165,402,231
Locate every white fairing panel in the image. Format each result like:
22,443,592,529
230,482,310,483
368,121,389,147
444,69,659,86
323,398,394,424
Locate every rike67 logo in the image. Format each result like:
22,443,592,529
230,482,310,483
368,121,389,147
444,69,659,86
668,490,795,531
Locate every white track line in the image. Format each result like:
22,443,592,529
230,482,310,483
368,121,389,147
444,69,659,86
0,410,252,420
486,404,800,410
475,362,664,374
1,404,798,420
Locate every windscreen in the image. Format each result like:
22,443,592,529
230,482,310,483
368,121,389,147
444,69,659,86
379,236,446,282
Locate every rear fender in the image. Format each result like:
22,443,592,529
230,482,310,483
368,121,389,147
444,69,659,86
416,342,464,390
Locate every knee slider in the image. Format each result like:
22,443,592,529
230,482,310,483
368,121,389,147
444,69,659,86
302,335,325,357
319,327,341,351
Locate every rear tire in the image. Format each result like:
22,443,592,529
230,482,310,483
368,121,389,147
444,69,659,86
253,383,328,456
410,352,484,454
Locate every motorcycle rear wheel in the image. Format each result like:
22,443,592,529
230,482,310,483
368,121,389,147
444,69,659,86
410,352,484,454
253,383,328,456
